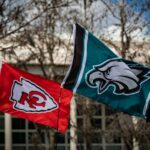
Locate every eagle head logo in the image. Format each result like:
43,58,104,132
86,59,150,95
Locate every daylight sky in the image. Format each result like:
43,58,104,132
89,0,150,41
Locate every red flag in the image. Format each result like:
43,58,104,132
0,63,72,133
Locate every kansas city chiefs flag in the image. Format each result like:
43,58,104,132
62,23,150,120
0,62,72,133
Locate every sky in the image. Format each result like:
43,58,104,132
90,0,150,40
7,0,150,41
127,0,150,34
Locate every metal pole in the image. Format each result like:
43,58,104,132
5,114,12,150
70,96,77,150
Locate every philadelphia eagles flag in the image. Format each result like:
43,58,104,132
62,23,150,120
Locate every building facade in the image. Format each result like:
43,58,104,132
0,64,127,150
0,102,127,150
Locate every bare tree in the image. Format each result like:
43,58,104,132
98,1,150,150
0,0,73,150
1,0,150,150
69,0,150,150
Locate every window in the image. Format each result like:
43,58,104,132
13,132,26,144
0,118,4,129
0,98,127,150
75,99,126,150
12,118,25,129
0,132,4,144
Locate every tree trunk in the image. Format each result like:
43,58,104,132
83,100,92,150
117,114,134,150
132,117,139,150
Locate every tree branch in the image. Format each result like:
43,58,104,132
101,0,120,20
0,2,70,40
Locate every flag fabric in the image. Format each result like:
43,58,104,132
62,23,150,120
0,63,72,133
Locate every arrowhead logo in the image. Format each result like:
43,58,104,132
10,77,58,112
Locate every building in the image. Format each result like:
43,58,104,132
0,103,127,150
0,61,127,150
0,32,149,150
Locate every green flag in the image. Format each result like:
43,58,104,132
62,23,150,120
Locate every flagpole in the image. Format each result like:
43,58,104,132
5,113,12,150
70,96,77,150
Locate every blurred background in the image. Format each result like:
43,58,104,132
0,0,150,150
